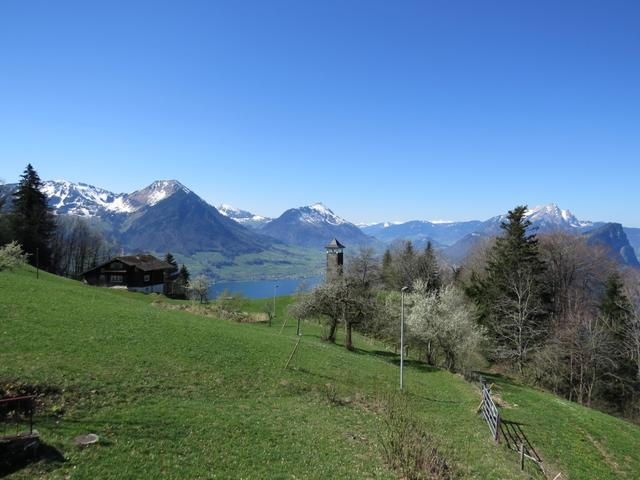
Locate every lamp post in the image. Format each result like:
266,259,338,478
400,286,409,390
272,283,279,327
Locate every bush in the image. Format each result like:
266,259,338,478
0,241,29,271
379,395,456,480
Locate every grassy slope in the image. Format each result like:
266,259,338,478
0,267,638,479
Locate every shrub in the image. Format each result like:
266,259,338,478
0,241,29,271
379,395,456,480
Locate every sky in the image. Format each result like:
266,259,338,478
1,1,639,226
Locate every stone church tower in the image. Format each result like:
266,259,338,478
325,238,345,281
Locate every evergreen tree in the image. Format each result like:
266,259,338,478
164,252,178,277
178,264,190,283
381,248,397,290
599,273,636,411
10,164,56,269
466,205,549,373
398,240,416,288
416,241,440,291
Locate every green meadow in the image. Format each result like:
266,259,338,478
1,267,639,479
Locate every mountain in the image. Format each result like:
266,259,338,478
441,232,490,264
584,223,640,268
1,179,274,258
624,227,640,256
217,204,270,229
119,188,273,255
260,203,376,248
361,220,484,246
480,204,595,237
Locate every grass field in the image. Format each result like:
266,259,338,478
1,267,639,479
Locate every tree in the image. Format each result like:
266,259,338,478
187,275,210,304
381,248,398,290
598,273,636,411
414,242,440,291
10,164,56,269
466,206,549,373
0,241,29,271
164,252,178,276
289,280,344,342
407,282,484,371
49,215,115,278
178,264,190,283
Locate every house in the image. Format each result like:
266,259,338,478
81,254,175,294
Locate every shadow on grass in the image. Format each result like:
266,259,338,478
0,439,65,478
354,349,440,374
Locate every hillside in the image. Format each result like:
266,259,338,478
1,268,640,479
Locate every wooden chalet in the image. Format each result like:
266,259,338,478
81,254,174,294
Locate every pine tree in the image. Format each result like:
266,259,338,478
164,252,178,277
178,264,190,283
599,273,636,411
419,241,440,291
466,205,549,373
381,248,397,290
10,164,56,269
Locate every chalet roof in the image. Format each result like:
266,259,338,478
116,255,175,271
325,238,345,249
81,254,174,276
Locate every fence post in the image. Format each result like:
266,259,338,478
494,411,501,442
520,443,525,470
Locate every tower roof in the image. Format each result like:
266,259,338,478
325,238,345,249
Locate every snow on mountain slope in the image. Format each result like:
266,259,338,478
40,180,136,216
524,203,592,229
126,180,191,208
299,203,348,226
217,203,270,228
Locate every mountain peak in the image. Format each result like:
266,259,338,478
297,203,347,226
523,203,586,228
128,180,191,207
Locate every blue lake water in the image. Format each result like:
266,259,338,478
208,276,323,299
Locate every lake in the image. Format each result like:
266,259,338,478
208,276,323,299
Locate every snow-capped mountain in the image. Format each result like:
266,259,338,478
217,203,270,228
1,179,274,257
39,180,136,216
260,203,377,248
34,179,192,217
127,180,191,209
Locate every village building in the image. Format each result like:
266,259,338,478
81,254,175,294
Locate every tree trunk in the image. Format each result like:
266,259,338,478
345,322,354,351
327,317,338,343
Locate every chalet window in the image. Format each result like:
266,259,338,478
111,274,124,283
144,274,150,282
111,262,123,269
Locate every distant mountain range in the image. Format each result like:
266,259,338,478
0,180,275,257
362,204,639,268
260,203,377,248
1,180,638,271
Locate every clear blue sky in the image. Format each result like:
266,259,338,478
1,1,639,226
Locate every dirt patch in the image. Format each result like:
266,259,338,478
153,301,268,323
0,381,73,418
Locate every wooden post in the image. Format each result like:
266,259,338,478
494,411,501,442
284,337,301,369
520,443,525,470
